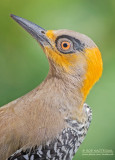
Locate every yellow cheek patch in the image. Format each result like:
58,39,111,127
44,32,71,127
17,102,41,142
45,46,78,72
81,47,103,101
45,30,78,72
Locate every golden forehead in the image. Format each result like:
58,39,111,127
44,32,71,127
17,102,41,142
46,30,57,41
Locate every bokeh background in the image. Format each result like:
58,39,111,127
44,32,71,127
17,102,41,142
0,0,115,159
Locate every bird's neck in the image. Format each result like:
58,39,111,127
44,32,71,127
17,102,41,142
40,48,102,122
81,48,103,102
40,68,86,122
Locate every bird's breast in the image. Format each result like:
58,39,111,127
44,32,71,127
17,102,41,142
8,104,92,160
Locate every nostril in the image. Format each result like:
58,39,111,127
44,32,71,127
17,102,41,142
41,30,45,34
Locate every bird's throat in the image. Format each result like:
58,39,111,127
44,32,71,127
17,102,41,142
44,47,102,122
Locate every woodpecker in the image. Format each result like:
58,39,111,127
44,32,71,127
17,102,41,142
0,15,103,160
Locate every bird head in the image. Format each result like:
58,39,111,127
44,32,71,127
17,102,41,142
11,15,103,105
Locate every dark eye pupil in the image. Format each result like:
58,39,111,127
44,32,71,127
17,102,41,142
63,43,68,48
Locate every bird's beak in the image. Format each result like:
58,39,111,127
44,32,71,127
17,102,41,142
10,14,51,47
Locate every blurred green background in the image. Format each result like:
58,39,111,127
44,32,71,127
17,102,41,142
0,0,115,159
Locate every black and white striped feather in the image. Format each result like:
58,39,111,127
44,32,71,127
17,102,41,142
8,103,92,160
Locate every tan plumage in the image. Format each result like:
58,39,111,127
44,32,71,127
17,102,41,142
0,79,66,159
0,15,103,160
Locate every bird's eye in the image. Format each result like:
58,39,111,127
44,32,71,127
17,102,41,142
61,41,71,50
55,37,74,54
55,35,84,54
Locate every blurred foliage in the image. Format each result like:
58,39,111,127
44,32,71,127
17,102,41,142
0,0,115,159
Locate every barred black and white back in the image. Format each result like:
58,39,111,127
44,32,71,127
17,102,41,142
8,104,92,160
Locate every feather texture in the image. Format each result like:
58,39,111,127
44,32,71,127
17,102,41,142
8,104,92,160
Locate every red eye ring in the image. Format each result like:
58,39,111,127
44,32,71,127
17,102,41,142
61,41,71,50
